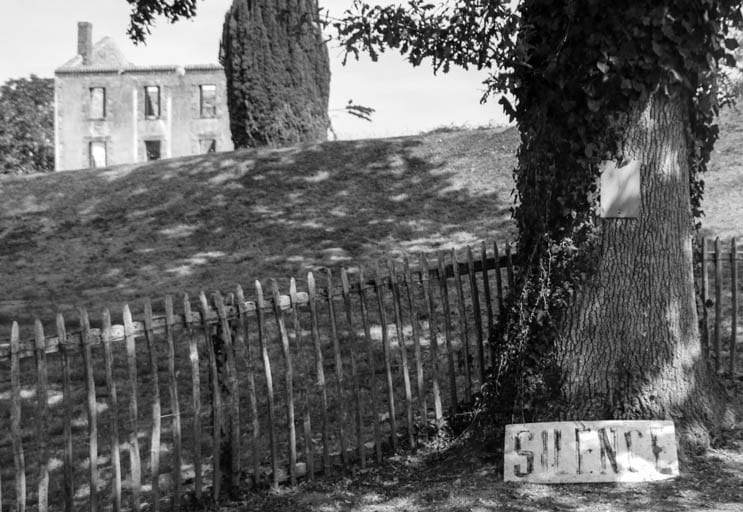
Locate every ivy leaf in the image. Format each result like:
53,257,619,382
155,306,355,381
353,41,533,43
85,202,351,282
596,61,610,74
586,98,601,112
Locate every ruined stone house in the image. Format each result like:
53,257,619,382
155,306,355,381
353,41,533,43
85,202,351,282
54,22,233,171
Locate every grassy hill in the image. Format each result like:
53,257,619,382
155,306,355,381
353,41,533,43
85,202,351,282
0,127,519,331
1,103,741,334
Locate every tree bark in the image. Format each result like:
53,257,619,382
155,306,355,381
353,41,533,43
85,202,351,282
556,86,731,453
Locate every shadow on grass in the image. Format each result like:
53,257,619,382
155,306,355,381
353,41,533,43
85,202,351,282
0,130,517,334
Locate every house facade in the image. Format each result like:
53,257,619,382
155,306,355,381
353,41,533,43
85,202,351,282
54,22,233,171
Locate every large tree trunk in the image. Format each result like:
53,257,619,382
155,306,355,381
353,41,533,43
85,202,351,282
555,86,729,453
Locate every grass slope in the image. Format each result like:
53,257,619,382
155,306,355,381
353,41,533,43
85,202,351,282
1,101,740,334
0,127,518,333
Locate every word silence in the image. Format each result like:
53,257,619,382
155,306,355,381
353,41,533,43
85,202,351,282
504,420,679,483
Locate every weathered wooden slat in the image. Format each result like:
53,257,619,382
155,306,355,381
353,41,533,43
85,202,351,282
467,246,486,385
143,301,162,511
290,278,315,480
340,269,365,467
701,238,710,362
255,281,279,489
79,309,99,512
373,263,398,453
271,280,298,485
452,249,472,402
307,272,331,471
403,256,427,441
182,295,202,499
234,285,260,487
387,260,415,449
10,321,26,512
123,305,142,511
715,237,722,372
505,240,515,290
419,253,443,425
731,238,738,376
213,292,241,491
56,314,74,512
437,251,459,409
325,270,349,466
480,241,495,366
164,296,182,510
101,310,122,512
493,241,505,326
34,320,50,512
234,286,260,488
357,268,382,463
198,292,221,501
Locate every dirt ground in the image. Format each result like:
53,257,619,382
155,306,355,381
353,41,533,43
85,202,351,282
197,427,743,512
184,378,743,512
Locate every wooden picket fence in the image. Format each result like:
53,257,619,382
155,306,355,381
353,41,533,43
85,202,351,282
698,236,743,376
0,240,517,512
1,235,739,512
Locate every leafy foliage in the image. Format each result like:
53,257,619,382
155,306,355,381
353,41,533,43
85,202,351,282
124,0,199,43
0,75,55,175
219,0,331,148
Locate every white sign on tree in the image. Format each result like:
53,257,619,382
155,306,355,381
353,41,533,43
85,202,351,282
504,420,679,483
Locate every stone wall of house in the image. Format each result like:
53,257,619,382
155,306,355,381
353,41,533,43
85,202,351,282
54,66,232,171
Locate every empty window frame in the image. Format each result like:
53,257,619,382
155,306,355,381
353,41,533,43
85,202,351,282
145,140,162,161
144,85,161,118
89,140,107,168
199,138,216,153
89,87,106,119
200,84,217,118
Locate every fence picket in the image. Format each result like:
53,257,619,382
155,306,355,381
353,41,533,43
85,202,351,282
357,269,383,462
505,240,515,290
373,264,398,453
123,305,142,511
10,321,26,512
340,268,365,467
419,253,443,425
198,292,221,500
731,238,738,376
437,251,459,409
56,314,74,512
213,291,241,491
34,320,50,512
271,280,298,485
715,237,722,372
480,241,495,365
387,260,415,449
403,256,427,441
79,309,99,512
182,295,203,499
235,285,260,487
255,281,279,489
164,296,182,510
467,246,485,385
290,278,315,479
493,241,505,327
101,310,122,512
452,249,472,401
307,272,331,472
325,270,349,466
701,238,710,361
143,301,162,511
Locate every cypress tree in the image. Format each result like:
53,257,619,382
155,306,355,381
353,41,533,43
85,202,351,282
220,0,331,148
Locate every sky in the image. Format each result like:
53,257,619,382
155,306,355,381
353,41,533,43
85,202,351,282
0,0,509,140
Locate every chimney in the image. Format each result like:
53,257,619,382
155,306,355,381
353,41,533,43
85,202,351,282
77,22,93,65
